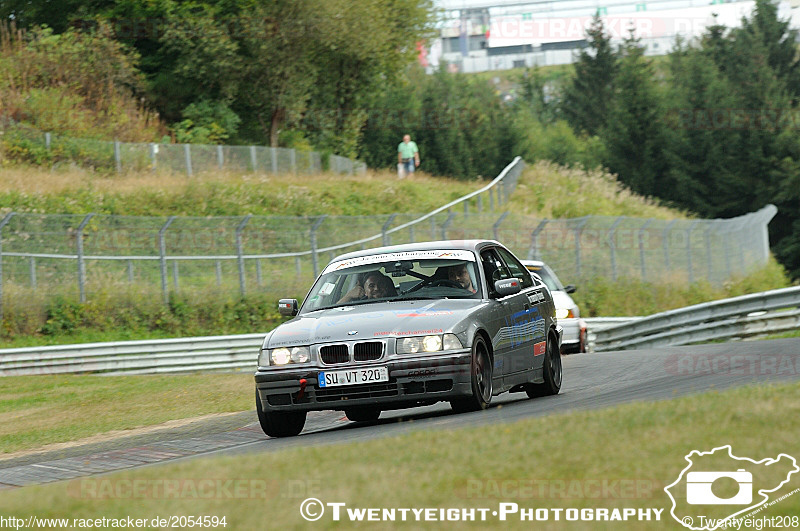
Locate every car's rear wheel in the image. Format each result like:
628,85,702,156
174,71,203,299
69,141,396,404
344,407,381,422
255,390,306,437
451,335,492,413
526,333,562,398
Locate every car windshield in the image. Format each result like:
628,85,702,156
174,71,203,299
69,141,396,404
300,250,480,313
525,264,563,292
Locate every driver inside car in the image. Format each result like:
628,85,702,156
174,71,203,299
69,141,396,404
448,263,477,293
338,271,396,303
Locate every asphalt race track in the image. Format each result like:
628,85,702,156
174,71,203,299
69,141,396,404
2,338,799,487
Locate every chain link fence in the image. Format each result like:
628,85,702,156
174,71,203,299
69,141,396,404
0,121,366,175
0,157,777,316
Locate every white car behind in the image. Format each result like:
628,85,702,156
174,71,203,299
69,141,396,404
522,260,587,354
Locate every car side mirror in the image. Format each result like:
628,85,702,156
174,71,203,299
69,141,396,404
494,278,522,297
278,298,298,316
564,285,577,294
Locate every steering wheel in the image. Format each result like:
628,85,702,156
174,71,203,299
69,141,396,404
429,279,463,289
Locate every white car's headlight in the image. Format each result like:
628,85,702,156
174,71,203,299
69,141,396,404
259,346,311,366
397,334,462,354
555,308,569,320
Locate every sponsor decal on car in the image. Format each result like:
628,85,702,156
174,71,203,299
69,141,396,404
325,249,475,273
373,328,444,337
534,341,546,356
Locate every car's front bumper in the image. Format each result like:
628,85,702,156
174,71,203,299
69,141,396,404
558,318,586,348
255,350,473,412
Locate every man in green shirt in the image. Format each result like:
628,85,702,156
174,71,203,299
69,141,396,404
397,134,420,177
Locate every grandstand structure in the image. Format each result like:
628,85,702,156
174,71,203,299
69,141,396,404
426,0,800,72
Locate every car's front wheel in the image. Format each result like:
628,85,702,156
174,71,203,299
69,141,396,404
526,333,562,398
344,407,381,422
451,335,492,413
255,390,306,437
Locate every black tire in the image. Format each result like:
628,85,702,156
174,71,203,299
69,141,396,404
526,333,562,398
451,335,493,413
255,390,306,437
344,407,381,422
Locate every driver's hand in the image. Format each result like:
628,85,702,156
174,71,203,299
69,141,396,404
340,285,364,303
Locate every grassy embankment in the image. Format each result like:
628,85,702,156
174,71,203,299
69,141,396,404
0,162,791,347
1,379,798,527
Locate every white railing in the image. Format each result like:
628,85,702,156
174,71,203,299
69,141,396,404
593,286,800,351
0,334,263,376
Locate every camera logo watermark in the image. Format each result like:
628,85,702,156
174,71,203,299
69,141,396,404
665,445,799,530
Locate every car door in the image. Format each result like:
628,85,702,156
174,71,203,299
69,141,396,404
479,246,527,381
496,247,548,380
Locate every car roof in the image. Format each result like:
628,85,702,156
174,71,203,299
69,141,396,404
331,240,501,262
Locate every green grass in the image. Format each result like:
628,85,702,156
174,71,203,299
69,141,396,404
0,373,254,455
0,165,480,216
0,381,797,528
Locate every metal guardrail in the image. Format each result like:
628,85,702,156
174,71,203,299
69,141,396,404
2,287,797,375
0,334,263,376
594,286,800,351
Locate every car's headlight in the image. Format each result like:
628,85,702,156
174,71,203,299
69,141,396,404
397,334,462,354
259,346,311,366
555,308,569,319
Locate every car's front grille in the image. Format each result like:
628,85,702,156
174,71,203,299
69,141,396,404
320,344,349,365
315,382,399,402
354,341,383,361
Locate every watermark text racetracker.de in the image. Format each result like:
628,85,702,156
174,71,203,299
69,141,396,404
299,499,664,523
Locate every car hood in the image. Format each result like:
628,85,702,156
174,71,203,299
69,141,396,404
267,299,484,348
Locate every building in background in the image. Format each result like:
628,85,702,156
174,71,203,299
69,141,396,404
427,0,800,72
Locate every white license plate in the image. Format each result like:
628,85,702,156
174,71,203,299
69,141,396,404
318,367,389,388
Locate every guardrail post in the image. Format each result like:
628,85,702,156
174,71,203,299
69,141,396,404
464,200,468,219
526,219,549,260
215,260,222,286
638,218,654,281
184,144,193,176
150,143,158,171
573,218,589,278
382,214,397,246
687,220,700,284
114,141,122,173
608,216,624,281
127,260,134,284
477,194,483,213
250,146,257,172
256,259,263,287
45,132,51,149
310,216,326,278
441,212,456,240
236,214,252,296
430,217,437,240
76,213,95,303
29,257,36,290
295,257,302,278
489,187,495,213
662,219,678,270
0,212,15,327
159,216,176,304
409,225,415,243
704,223,715,282
492,212,509,241
217,145,224,169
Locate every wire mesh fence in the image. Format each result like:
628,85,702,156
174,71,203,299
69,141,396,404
0,156,777,314
0,122,365,175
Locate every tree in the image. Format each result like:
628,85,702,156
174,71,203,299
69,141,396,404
602,33,675,199
562,14,618,136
